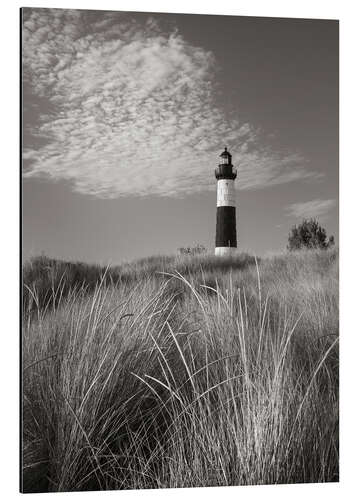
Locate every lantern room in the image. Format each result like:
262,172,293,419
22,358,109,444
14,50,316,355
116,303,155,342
215,147,237,180
219,147,232,165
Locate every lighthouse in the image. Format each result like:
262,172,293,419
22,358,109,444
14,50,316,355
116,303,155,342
215,147,238,256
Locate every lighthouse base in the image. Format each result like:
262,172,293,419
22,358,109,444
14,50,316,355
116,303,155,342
215,247,238,257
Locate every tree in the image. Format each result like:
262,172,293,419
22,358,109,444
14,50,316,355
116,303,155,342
287,218,335,251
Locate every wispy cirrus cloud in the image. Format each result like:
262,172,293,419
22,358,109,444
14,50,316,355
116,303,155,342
286,199,336,219
22,8,319,198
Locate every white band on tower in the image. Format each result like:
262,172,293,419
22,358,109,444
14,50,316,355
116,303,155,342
215,247,238,257
217,179,236,207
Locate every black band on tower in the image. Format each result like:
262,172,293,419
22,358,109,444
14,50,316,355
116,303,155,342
215,206,237,247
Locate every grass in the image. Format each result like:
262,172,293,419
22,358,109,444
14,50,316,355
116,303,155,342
21,248,338,492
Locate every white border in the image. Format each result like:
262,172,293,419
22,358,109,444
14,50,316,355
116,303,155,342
1,1,356,499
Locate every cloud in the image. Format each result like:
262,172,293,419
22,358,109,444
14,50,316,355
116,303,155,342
286,199,336,219
22,8,319,199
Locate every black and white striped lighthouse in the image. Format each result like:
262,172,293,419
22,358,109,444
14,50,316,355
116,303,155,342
215,147,238,256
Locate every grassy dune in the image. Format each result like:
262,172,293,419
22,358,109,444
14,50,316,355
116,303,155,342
22,249,339,492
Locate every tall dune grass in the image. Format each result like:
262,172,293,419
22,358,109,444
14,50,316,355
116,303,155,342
21,249,338,492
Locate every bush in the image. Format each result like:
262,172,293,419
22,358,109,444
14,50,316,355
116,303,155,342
177,244,207,256
287,219,335,251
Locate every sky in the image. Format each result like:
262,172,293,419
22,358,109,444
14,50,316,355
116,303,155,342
22,8,338,264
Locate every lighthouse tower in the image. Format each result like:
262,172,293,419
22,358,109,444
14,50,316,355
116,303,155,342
215,147,238,256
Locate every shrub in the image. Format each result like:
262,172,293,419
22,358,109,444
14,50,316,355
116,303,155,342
287,219,335,251
177,244,207,256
